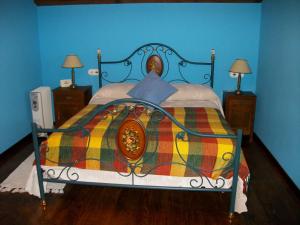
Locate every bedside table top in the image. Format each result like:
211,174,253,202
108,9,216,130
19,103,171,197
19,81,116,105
53,86,92,93
223,91,256,97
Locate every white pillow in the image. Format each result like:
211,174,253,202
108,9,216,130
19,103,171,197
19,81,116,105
91,83,135,99
89,83,224,116
166,84,218,101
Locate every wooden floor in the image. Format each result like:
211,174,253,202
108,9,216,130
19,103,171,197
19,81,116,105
0,136,299,225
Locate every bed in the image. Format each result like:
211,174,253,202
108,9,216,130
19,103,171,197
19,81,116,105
28,43,249,219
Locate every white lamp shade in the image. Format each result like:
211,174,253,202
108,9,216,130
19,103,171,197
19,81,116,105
62,55,83,68
230,59,251,74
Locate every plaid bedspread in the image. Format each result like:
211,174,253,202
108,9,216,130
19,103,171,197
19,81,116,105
40,104,249,183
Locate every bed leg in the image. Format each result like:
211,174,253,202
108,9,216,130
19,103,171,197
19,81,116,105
41,200,47,211
228,212,234,222
32,123,47,211
229,129,242,222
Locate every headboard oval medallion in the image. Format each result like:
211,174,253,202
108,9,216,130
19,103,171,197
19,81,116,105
146,55,164,76
117,119,146,161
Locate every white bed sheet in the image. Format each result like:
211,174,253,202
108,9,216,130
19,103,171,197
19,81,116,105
26,165,248,213
88,83,225,117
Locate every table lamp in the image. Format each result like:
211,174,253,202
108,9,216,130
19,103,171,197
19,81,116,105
62,54,83,88
229,59,251,95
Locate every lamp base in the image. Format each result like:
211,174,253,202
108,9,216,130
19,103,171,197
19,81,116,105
236,73,242,95
71,68,76,89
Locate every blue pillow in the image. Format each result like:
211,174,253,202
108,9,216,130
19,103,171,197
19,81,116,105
127,71,177,105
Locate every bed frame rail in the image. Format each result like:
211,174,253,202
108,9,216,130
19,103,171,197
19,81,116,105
32,98,242,220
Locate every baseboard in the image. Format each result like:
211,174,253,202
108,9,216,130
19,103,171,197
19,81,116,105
254,133,300,196
0,133,32,163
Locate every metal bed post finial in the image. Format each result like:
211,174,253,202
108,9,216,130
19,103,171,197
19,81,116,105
211,49,215,58
97,48,102,88
210,49,215,88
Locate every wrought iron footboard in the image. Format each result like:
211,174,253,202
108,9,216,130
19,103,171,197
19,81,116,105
32,98,242,218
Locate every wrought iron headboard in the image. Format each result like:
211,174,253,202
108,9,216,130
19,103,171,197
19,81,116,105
97,43,215,89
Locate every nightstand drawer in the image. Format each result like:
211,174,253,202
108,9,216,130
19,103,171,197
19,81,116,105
228,98,255,107
228,101,255,114
53,92,83,104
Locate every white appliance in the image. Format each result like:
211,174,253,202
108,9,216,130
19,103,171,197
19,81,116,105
30,87,54,130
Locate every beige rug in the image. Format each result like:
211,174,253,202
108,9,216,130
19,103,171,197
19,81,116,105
0,153,65,194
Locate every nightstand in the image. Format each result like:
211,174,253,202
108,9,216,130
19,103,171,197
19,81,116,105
223,91,256,143
53,86,92,127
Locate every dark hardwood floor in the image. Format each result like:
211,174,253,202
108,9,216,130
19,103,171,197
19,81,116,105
0,135,299,225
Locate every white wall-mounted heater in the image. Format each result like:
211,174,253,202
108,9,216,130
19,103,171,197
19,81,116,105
30,87,54,134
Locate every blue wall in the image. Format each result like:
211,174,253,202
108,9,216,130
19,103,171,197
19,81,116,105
1,0,298,188
0,0,42,153
255,0,300,187
37,3,261,98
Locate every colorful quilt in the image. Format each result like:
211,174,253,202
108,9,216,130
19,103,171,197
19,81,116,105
40,104,249,184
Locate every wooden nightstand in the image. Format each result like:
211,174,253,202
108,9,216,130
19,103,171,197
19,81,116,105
223,91,256,143
53,86,92,127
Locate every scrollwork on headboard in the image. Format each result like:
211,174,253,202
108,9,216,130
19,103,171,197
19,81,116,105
97,43,215,89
